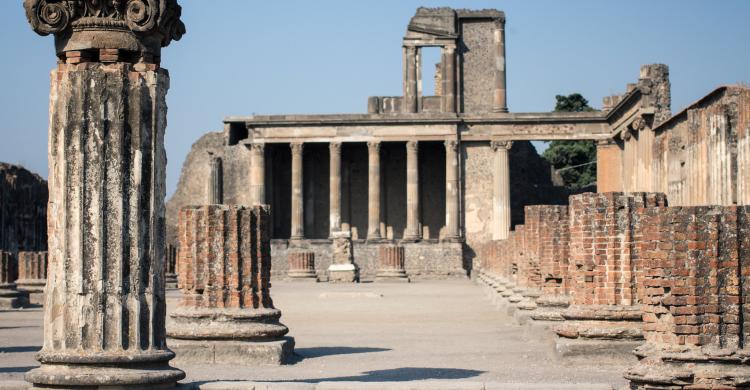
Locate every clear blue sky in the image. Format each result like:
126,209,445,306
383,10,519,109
1,1,748,197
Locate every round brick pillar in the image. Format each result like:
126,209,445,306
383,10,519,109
376,245,409,282
16,251,47,305
288,251,317,281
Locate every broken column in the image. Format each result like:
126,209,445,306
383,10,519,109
328,231,358,282
287,251,318,281
528,206,571,323
165,244,178,289
376,245,409,283
168,205,294,364
510,206,544,315
554,192,667,362
23,0,186,386
16,251,47,305
625,206,750,389
0,251,23,309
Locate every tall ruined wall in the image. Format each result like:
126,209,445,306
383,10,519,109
618,86,750,206
166,131,251,246
0,163,47,253
458,18,495,113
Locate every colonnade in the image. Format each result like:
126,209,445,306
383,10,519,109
248,140,512,241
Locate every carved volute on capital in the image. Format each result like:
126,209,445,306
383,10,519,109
444,140,458,152
490,140,513,151
630,116,647,132
290,142,304,155
367,141,381,153
329,142,342,155
24,0,186,63
250,143,265,153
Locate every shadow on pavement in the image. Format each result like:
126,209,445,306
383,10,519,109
296,367,485,382
295,346,390,359
0,366,37,374
0,346,41,354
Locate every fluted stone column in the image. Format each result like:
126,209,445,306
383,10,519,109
491,141,512,240
492,16,508,113
288,251,317,281
367,141,382,241
290,143,304,240
444,140,461,241
208,152,223,204
250,143,266,205
441,46,456,113
24,1,186,387
169,205,293,364
16,251,48,305
329,142,342,236
403,141,421,241
403,46,418,113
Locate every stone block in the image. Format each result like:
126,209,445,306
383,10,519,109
170,336,296,365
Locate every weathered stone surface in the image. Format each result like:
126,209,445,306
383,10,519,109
15,251,47,305
165,243,178,288
169,204,293,364
24,3,185,381
0,251,24,309
328,231,358,283
0,163,47,254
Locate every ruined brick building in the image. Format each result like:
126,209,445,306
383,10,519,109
167,7,750,281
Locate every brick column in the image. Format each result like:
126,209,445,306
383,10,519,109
403,46,418,113
208,152,223,204
626,206,750,389
16,251,48,305
329,142,342,236
288,251,317,281
376,245,409,282
23,1,187,385
250,143,265,205
491,141,512,240
444,140,460,241
553,192,667,358
596,139,623,192
403,141,421,241
367,141,382,241
169,205,293,364
290,142,304,240
0,251,23,309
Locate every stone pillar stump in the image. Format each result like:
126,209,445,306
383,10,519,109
16,251,47,305
287,251,317,281
165,244,178,289
328,231,358,282
168,205,294,365
376,245,409,283
0,251,24,309
23,1,187,386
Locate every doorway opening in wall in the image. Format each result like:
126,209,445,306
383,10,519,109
420,46,441,98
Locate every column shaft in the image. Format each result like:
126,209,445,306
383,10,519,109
329,142,342,236
208,153,223,204
441,46,456,113
250,143,265,205
493,18,508,113
367,141,382,240
403,46,418,113
491,141,512,240
445,140,460,240
404,141,420,241
290,143,304,240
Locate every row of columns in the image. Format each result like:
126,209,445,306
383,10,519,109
403,45,458,113
250,140,490,241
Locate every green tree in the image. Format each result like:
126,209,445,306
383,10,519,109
542,94,597,189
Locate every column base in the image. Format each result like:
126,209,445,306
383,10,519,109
167,307,289,340
375,269,410,283
400,236,421,243
441,236,463,243
327,263,359,283
287,270,318,281
0,288,27,309
168,336,296,365
26,350,185,389
165,274,178,289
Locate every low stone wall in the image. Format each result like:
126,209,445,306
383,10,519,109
270,240,465,281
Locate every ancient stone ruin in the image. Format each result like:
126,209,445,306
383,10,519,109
9,2,750,389
168,204,294,364
22,0,186,387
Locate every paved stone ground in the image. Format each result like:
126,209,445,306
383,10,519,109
0,280,628,388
